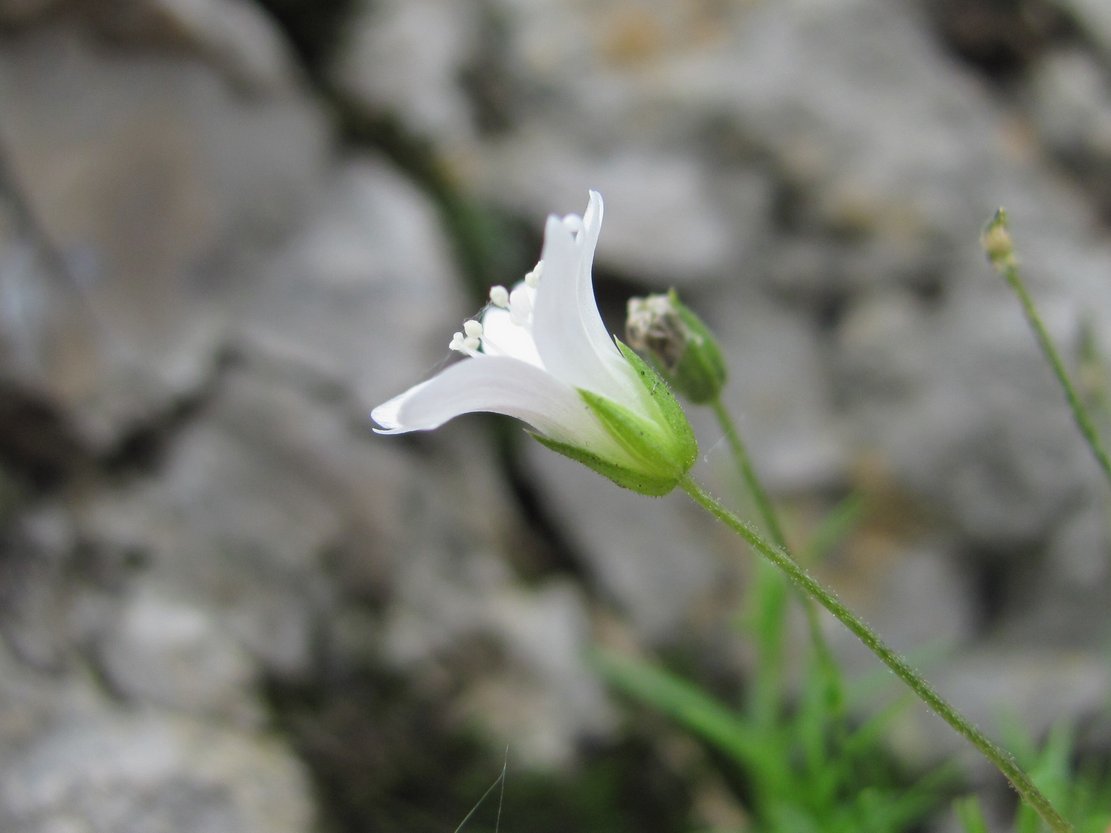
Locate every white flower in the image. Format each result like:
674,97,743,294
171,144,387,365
372,191,696,495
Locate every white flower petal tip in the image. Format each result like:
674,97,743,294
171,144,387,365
369,395,408,435
371,190,698,495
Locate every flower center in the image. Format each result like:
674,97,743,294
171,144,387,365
448,261,544,357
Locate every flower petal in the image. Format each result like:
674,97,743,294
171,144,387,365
371,355,628,455
479,305,543,367
575,191,619,362
581,189,604,265
531,201,641,408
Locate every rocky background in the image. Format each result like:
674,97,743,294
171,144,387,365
1,0,1110,831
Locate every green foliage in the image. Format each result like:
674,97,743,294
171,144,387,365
594,648,950,833
594,493,953,833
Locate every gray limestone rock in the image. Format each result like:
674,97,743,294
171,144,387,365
835,283,1102,549
76,363,351,680
1024,48,1111,213
332,0,480,141
93,584,262,725
521,439,729,644
0,20,328,453
238,156,465,409
89,0,302,93
0,711,315,833
1053,0,1111,64
0,0,63,24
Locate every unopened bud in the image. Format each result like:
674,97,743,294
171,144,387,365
626,290,726,404
982,208,1017,271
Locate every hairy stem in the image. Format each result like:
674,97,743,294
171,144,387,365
986,209,1111,491
708,397,843,717
680,476,1072,833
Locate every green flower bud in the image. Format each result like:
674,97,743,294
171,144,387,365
982,208,1017,271
626,290,727,404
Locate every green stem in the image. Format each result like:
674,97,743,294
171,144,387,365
709,398,789,548
988,212,1111,491
679,476,1072,833
709,398,844,716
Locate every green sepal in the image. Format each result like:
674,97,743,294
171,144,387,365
526,342,697,497
529,432,679,496
614,340,698,473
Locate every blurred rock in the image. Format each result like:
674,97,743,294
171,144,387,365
0,20,328,453
94,584,262,725
476,581,616,756
90,0,302,93
0,502,81,671
0,0,64,25
331,0,770,286
372,420,618,766
238,155,464,407
332,0,1111,552
523,439,728,644
695,287,848,495
0,631,99,753
76,360,351,679
0,710,314,833
823,535,977,672
432,579,616,767
333,0,479,141
1054,0,1111,63
1024,48,1111,215
996,495,1111,646
836,286,1098,548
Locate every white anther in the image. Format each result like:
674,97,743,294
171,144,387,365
509,284,532,325
449,332,466,353
524,261,543,288
489,285,510,308
463,336,481,352
463,319,484,338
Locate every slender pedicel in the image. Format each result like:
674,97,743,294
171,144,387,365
680,475,1072,833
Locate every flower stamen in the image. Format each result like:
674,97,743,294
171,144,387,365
524,262,543,288
449,319,485,355
509,285,533,326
